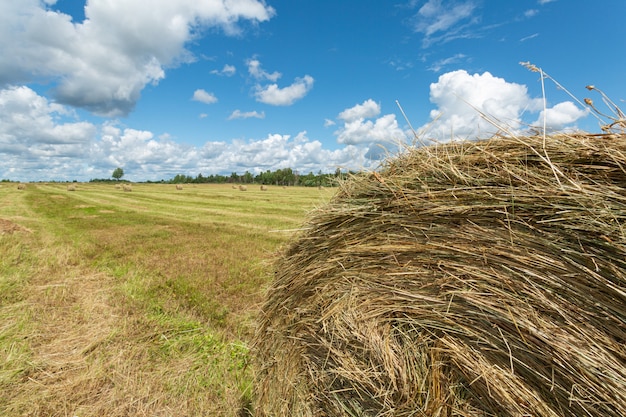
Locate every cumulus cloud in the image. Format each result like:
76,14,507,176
338,99,381,122
0,86,96,147
0,0,275,116
532,101,589,130
334,100,407,147
336,114,406,146
418,70,588,141
209,132,376,174
228,109,265,120
254,75,314,106
0,86,377,182
192,89,218,104
246,59,282,81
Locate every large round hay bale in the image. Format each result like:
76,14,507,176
254,133,626,417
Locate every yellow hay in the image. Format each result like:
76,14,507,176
254,133,626,417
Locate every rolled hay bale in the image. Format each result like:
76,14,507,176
232,185,238,189
261,185,268,191
176,184,183,190
122,184,132,192
16,183,26,190
239,185,248,191
254,133,626,417
67,184,76,191
115,184,121,189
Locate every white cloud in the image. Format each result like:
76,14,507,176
532,101,589,130
520,33,539,42
0,86,96,147
336,114,406,146
228,110,265,120
254,75,314,106
412,0,478,47
333,100,407,146
192,89,218,104
211,64,236,76
205,132,378,175
418,70,588,141
246,59,282,81
338,99,381,122
324,119,336,127
524,9,539,18
0,86,378,182
0,0,274,116
428,53,467,72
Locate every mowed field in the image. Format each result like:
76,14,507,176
0,182,333,416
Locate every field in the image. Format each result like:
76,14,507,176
0,182,333,416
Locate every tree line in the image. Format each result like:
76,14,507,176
163,168,351,187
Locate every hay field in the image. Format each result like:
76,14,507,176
0,183,332,416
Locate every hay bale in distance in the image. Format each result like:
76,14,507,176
239,185,248,191
122,184,132,192
176,184,183,190
260,185,268,191
67,184,76,191
16,183,26,190
254,133,626,417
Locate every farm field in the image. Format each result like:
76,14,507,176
0,182,334,416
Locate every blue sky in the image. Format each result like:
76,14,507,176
1,0,625,182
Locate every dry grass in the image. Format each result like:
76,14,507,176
254,133,626,416
0,183,331,416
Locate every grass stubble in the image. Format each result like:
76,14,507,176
0,183,332,416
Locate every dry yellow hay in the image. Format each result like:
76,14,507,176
115,184,121,189
176,184,183,190
122,184,132,192
261,185,268,191
232,185,238,189
67,184,77,191
239,185,248,191
17,183,26,190
0,218,31,234
254,133,626,417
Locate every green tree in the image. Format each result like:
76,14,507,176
112,167,124,181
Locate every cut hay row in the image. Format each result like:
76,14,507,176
254,133,626,417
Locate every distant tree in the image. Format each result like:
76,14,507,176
242,170,253,184
112,167,124,181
